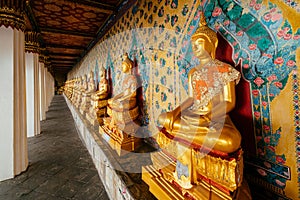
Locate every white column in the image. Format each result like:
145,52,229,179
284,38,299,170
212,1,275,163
0,26,28,180
45,70,55,109
45,71,49,110
25,52,40,137
34,55,40,136
39,62,46,120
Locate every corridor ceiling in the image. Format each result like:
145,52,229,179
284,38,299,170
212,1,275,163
25,0,134,80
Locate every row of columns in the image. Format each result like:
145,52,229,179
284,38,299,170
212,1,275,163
0,0,55,181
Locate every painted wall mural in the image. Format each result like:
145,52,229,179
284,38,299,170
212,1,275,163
67,0,300,199
200,1,299,197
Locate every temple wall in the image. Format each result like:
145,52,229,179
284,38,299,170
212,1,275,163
67,0,300,199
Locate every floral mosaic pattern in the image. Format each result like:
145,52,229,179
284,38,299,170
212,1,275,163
200,0,300,191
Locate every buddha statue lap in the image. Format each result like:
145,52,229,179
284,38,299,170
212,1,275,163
154,13,246,197
101,53,141,155
86,67,109,126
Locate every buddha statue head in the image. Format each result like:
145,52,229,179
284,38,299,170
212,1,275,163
99,65,106,79
122,53,134,73
191,12,218,59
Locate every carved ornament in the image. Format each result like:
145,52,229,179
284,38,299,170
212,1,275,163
0,0,26,31
25,31,40,53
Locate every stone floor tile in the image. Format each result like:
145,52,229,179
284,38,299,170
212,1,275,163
55,180,85,199
34,176,68,194
21,191,67,200
0,186,32,200
71,184,105,200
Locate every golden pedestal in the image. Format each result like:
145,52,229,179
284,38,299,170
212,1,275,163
141,130,252,200
86,96,108,126
99,120,141,156
142,150,252,200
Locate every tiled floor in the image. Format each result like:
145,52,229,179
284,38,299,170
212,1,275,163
0,95,109,200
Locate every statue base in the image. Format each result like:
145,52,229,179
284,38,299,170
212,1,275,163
86,110,98,126
157,129,245,190
142,151,252,200
99,118,141,156
79,95,91,115
86,107,107,126
88,96,108,126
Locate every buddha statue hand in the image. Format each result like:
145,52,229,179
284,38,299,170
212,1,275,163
158,111,176,131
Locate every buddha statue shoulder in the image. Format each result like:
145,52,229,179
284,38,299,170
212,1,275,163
158,14,241,154
108,53,137,111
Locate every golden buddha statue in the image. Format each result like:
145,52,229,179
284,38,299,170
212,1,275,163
87,71,96,93
70,77,78,103
74,77,83,107
79,74,89,113
101,53,141,156
147,13,248,198
81,72,96,114
158,14,241,154
96,66,109,100
107,53,139,128
86,66,109,126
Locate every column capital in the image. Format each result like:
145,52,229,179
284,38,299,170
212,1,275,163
38,48,46,63
25,31,40,53
44,56,50,65
0,0,26,31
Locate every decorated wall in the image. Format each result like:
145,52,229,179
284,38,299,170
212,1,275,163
67,0,300,199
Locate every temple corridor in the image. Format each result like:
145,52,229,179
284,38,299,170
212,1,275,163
0,95,109,200
1,0,300,199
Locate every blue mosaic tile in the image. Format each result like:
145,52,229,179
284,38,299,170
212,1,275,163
238,13,256,28
227,4,243,21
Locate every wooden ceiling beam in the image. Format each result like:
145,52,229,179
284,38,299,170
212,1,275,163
41,27,94,38
50,60,76,65
50,57,77,61
51,62,73,67
52,66,73,69
46,44,85,50
51,62,76,65
50,53,81,57
66,0,115,13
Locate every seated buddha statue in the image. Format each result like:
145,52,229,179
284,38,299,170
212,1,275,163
155,13,243,192
80,72,96,114
87,66,109,125
158,15,241,154
107,53,139,128
87,71,96,94
102,53,141,155
74,77,83,107
95,66,109,99
71,77,78,103
79,74,88,113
